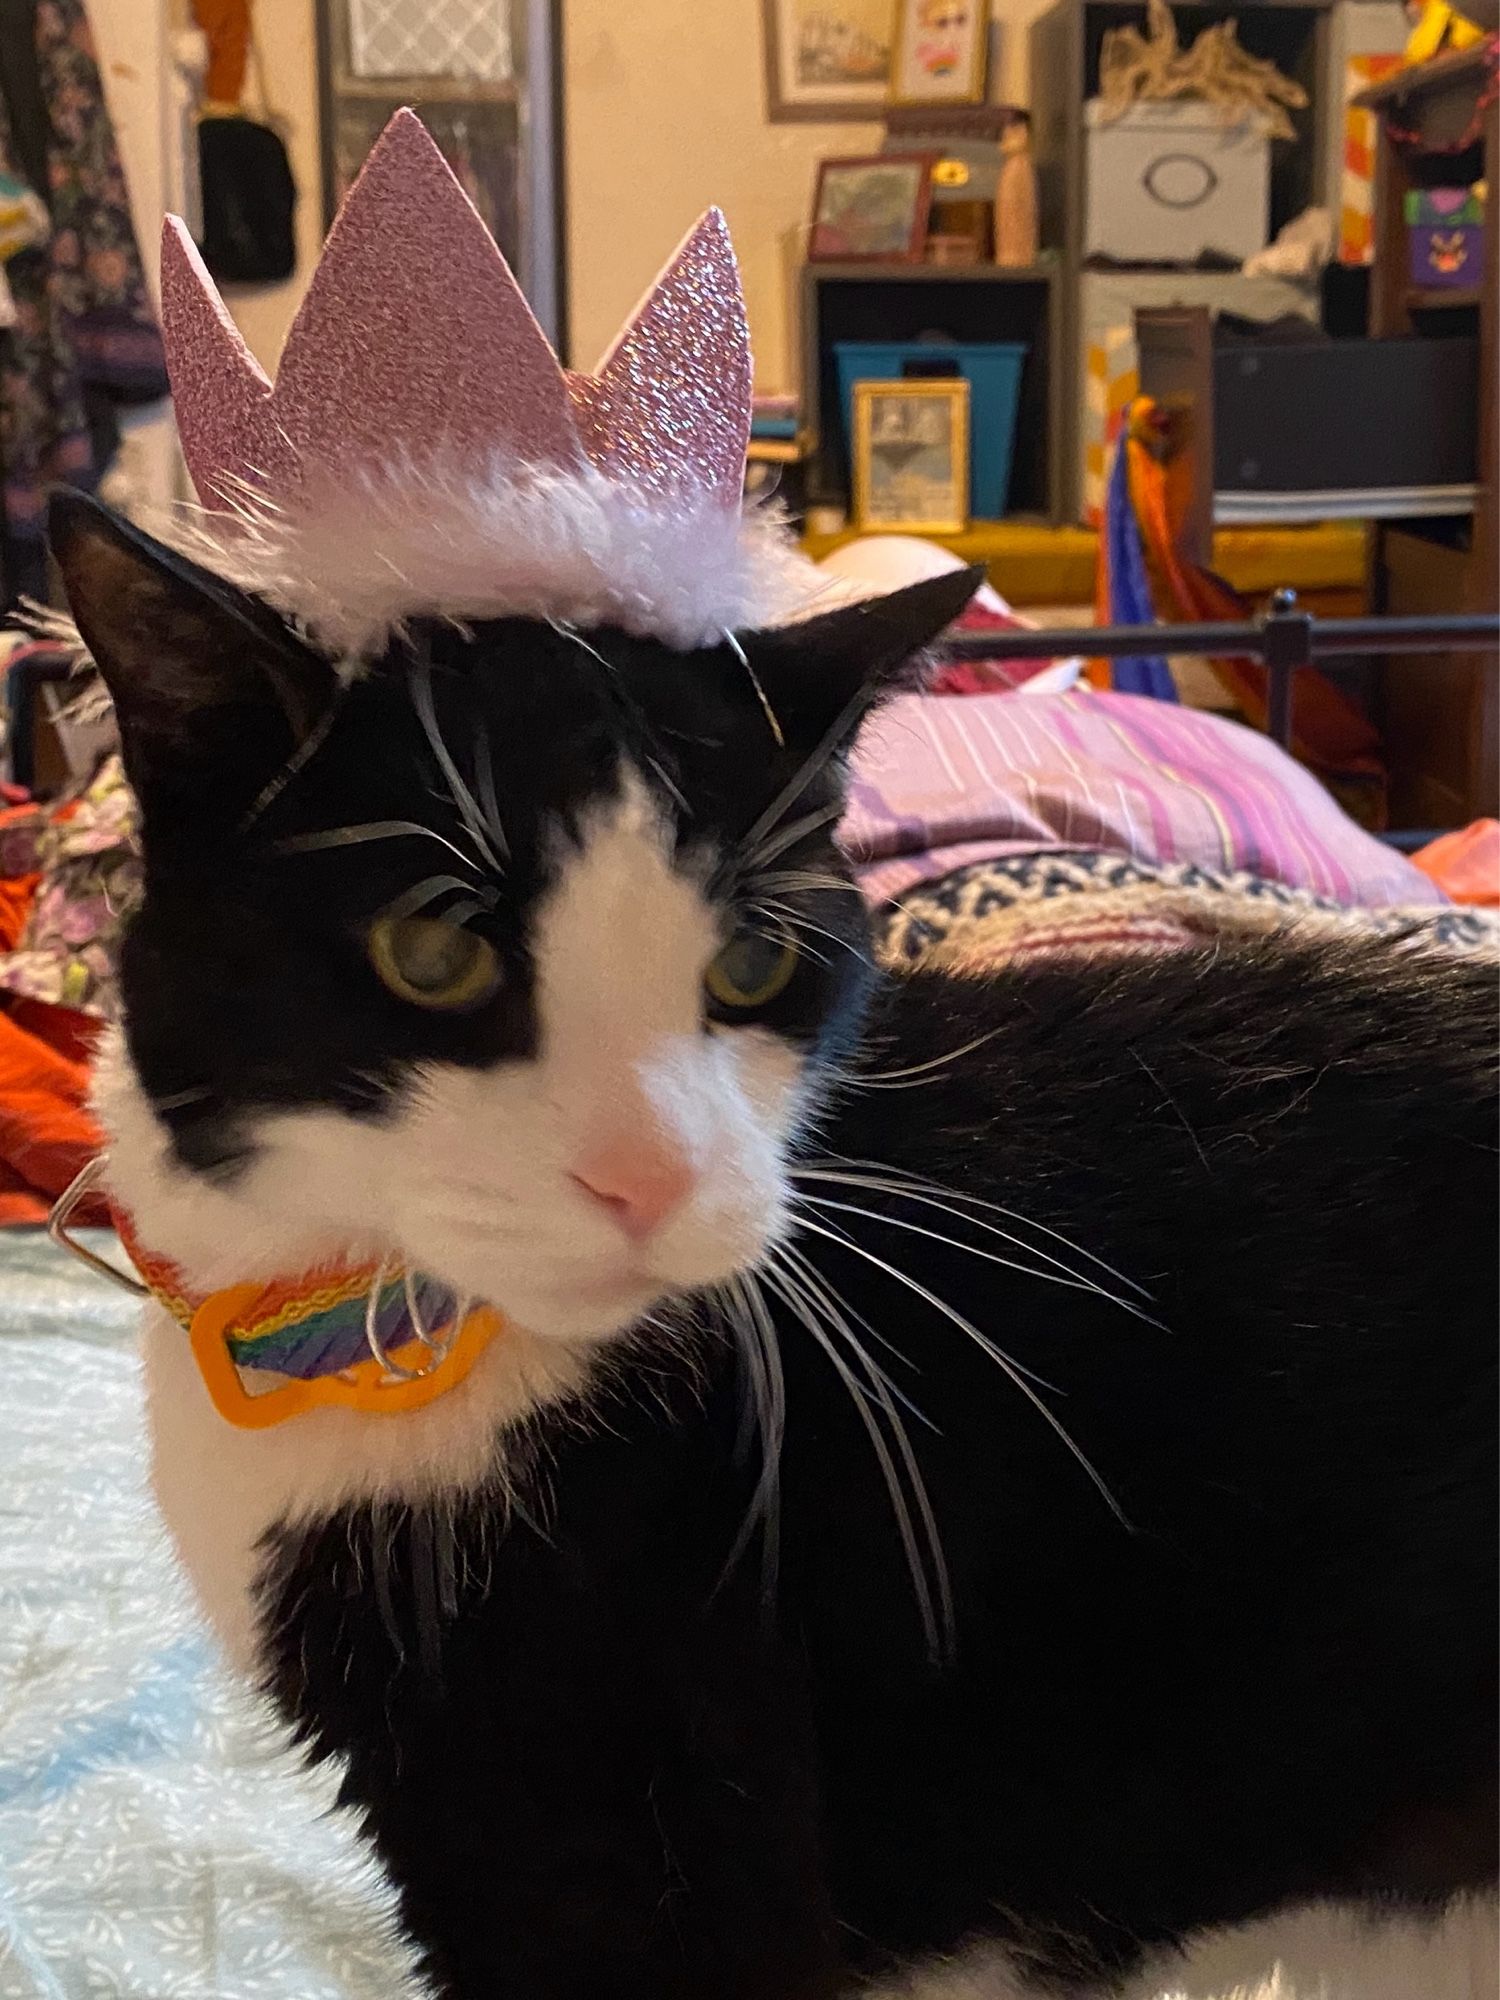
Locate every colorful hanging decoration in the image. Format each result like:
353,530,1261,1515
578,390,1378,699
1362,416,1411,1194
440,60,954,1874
1095,396,1387,825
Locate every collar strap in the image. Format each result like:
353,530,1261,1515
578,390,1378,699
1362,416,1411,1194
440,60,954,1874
48,1159,503,1429
116,1212,459,1377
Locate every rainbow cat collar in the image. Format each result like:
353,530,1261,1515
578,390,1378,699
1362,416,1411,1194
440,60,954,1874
49,1157,503,1430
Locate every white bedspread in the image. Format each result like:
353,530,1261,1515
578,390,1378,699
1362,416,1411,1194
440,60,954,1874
0,1230,424,2000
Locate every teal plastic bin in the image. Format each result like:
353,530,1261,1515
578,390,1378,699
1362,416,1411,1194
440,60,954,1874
834,339,1028,517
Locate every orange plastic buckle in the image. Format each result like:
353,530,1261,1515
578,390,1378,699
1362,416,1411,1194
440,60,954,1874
189,1290,505,1431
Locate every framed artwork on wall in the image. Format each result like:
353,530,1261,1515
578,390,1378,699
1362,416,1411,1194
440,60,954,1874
852,378,971,532
809,153,935,262
763,0,894,121
890,0,989,107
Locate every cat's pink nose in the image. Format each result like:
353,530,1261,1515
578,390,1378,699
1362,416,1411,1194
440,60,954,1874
570,1135,694,1241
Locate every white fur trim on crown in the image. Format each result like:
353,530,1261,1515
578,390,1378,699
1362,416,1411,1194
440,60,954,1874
167,463,832,660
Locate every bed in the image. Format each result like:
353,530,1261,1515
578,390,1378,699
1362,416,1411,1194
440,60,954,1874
0,662,1491,1996
0,1227,426,2000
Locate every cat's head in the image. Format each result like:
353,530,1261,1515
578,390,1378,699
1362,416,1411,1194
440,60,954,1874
53,493,978,1342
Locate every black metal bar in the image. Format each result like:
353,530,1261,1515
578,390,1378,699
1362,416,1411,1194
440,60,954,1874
938,620,1260,661
936,610,1500,664
1267,661,1294,749
1259,592,1309,749
1296,616,1500,656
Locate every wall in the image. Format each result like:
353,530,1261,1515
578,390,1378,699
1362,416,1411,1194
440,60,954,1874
91,0,183,507
111,0,1058,393
564,2,879,391
97,0,320,381
563,0,1057,393
216,0,324,370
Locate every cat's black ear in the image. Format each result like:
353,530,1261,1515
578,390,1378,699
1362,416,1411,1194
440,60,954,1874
47,489,336,821
737,565,986,745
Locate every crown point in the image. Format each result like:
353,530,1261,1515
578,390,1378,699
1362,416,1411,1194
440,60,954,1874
272,110,580,488
159,216,291,507
580,209,752,508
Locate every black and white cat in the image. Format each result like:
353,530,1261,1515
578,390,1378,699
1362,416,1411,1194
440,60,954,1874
53,490,1496,2000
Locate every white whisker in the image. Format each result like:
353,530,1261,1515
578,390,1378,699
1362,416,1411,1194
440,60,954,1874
379,873,499,922
750,898,863,963
240,695,344,830
724,627,786,750
741,802,846,873
740,905,834,969
747,868,856,899
473,717,511,861
810,1154,1156,1303
853,1027,1008,1087
758,1253,950,1658
791,1212,1131,1529
795,1196,1073,1385
711,1275,785,1598
793,1172,1161,1327
773,1240,935,1426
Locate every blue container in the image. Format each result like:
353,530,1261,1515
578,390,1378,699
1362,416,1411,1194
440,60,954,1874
834,339,1028,518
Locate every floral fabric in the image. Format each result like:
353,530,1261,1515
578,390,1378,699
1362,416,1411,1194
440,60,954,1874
0,752,137,1017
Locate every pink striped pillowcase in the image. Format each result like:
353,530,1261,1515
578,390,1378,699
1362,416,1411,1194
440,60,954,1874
845,689,1443,909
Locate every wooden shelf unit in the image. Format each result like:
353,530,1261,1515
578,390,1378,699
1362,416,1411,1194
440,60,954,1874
798,260,1066,524
1028,0,1338,519
1355,40,1497,827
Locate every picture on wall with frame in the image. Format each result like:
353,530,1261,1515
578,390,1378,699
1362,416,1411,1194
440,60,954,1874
763,0,894,121
853,377,971,533
809,153,936,262
890,0,989,107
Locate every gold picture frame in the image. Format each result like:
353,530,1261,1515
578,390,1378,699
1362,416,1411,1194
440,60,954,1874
852,378,971,534
762,0,895,122
888,0,989,108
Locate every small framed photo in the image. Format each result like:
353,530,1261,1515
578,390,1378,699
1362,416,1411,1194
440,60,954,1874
852,378,970,533
762,0,894,121
890,0,989,107
809,153,936,263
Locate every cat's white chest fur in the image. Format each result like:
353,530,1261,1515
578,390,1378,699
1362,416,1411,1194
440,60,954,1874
138,1297,586,1670
105,781,800,1670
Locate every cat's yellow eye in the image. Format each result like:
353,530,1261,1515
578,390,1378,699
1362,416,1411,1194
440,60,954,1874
704,928,799,1013
368,915,502,1012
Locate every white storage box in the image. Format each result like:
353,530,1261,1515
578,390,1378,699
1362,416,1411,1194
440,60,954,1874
1084,100,1271,265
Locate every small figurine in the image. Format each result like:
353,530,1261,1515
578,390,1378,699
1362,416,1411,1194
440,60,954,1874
994,112,1038,267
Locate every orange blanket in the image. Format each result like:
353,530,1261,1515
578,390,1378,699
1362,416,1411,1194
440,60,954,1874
1413,820,1500,907
0,819,103,1225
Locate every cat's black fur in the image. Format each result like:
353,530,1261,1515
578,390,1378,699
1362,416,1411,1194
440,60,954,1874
52,492,1498,2000
262,940,1497,2000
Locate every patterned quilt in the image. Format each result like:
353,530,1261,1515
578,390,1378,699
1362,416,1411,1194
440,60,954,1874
879,851,1500,972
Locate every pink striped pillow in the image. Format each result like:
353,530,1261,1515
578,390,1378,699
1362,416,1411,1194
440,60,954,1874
845,688,1443,910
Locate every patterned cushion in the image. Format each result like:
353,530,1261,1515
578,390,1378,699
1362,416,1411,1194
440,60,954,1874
879,851,1499,974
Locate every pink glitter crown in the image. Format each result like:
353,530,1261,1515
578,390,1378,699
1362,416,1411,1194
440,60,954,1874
161,109,752,515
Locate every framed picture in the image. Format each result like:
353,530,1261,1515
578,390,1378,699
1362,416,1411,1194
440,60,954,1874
890,0,989,107
809,153,936,263
853,378,970,533
762,0,894,121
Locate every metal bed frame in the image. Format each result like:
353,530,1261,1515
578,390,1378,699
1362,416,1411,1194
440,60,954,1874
936,597,1500,757
935,597,1500,847
6,601,1499,811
